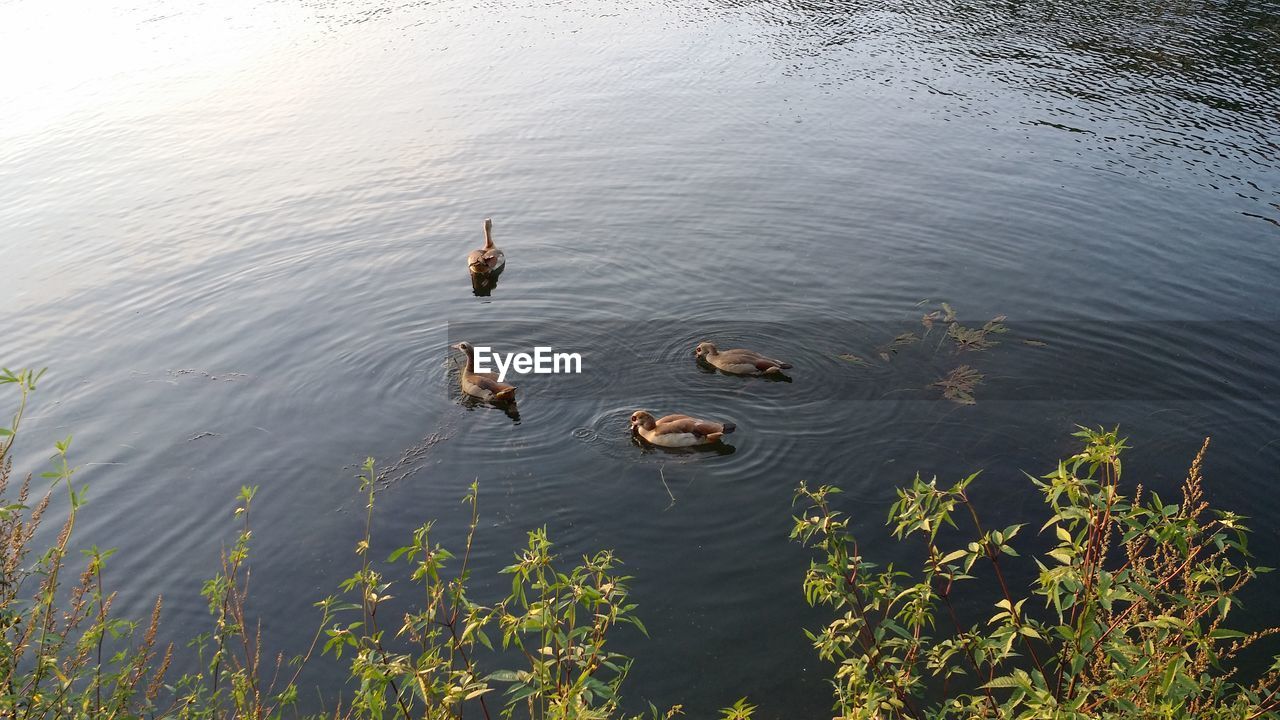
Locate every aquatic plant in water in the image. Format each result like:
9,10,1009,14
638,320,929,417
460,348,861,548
946,316,1008,352
932,365,984,405
877,332,921,362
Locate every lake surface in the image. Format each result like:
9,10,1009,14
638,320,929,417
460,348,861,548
2,0,1279,714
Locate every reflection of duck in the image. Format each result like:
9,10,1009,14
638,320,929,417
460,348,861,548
467,218,505,275
630,411,735,447
694,342,792,376
451,342,517,403
470,271,500,297
459,392,521,422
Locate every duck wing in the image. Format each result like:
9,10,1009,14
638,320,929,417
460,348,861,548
723,349,790,370
471,374,515,394
482,248,504,269
752,354,791,370
654,415,732,436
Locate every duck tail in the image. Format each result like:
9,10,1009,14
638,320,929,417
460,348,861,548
493,387,517,402
720,422,736,434
779,362,793,369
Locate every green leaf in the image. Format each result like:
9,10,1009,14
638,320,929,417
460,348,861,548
1048,548,1073,565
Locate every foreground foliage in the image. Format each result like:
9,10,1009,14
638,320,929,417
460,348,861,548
3,367,1278,718
0,368,675,719
792,428,1280,719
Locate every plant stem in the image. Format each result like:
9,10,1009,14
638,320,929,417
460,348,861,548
960,494,1048,679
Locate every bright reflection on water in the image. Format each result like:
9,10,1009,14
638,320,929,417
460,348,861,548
2,0,1278,714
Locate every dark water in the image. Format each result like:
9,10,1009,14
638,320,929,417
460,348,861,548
2,0,1279,715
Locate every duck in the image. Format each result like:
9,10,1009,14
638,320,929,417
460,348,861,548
450,341,517,403
629,411,735,447
467,218,505,276
694,342,792,376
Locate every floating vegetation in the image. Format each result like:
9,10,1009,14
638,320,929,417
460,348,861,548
1021,338,1048,347
865,303,1015,399
876,332,919,361
921,302,958,329
948,315,1007,351
932,364,983,405
375,428,453,486
168,369,248,382
924,302,1007,351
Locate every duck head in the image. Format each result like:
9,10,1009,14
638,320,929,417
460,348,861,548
629,410,656,431
450,341,475,359
694,342,718,359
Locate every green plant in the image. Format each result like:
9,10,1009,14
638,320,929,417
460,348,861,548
0,369,671,720
719,697,756,720
319,461,493,718
8,363,1280,720
792,427,1280,719
166,483,329,719
0,367,171,717
493,528,644,718
321,461,675,720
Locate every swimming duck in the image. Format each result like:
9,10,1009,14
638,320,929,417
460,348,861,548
694,342,792,376
451,341,517,403
629,411,735,447
467,218,505,276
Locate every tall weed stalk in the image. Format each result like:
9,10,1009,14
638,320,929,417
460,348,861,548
791,428,1280,719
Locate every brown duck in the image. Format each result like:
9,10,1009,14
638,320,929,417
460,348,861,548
451,341,517,402
629,411,735,447
467,218,505,276
694,342,792,376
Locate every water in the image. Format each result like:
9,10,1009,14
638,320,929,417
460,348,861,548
2,0,1278,715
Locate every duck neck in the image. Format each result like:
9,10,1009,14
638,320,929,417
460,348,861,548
483,221,494,249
